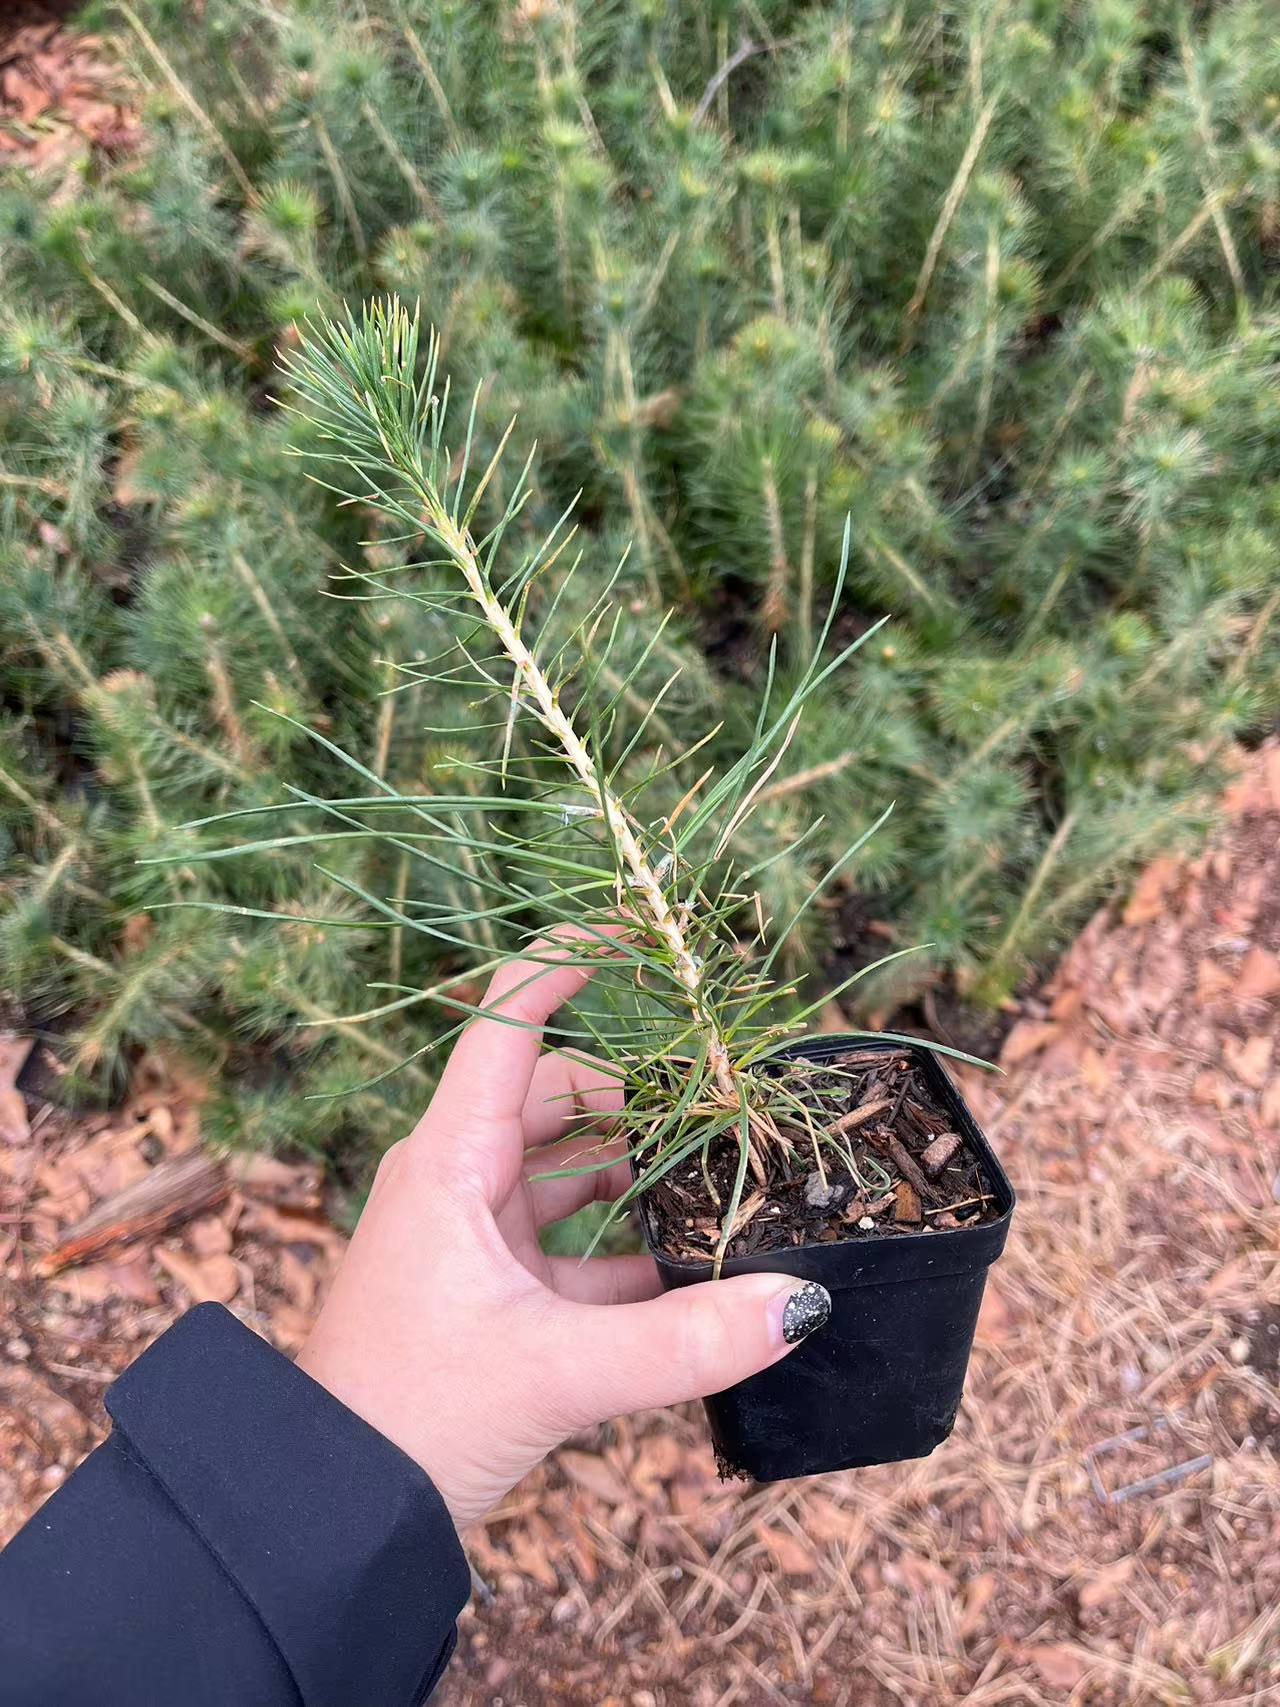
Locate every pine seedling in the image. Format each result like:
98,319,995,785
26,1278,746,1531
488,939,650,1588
165,299,938,1269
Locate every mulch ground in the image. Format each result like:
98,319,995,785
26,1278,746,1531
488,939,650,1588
0,2,138,168
3,745,1278,1706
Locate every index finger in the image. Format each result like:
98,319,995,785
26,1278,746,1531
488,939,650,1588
428,926,624,1136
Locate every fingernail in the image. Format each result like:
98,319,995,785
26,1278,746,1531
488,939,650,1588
774,1281,832,1346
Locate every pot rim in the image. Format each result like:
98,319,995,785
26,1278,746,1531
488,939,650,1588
632,1031,1015,1276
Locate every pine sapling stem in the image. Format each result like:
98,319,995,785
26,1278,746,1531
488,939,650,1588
420,494,741,1102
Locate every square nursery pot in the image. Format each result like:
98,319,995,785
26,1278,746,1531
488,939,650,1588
635,1036,1015,1482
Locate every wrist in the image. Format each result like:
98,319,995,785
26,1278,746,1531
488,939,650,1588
296,1331,483,1529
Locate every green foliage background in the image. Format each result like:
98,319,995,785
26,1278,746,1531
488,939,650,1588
2,0,1277,1170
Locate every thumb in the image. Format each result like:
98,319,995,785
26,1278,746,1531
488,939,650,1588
547,1275,832,1430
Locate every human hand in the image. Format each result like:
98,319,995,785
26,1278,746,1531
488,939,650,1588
297,937,831,1528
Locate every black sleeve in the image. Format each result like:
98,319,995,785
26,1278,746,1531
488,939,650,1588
0,1303,471,1707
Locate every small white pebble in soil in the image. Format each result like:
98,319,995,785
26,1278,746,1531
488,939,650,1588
858,1216,876,1230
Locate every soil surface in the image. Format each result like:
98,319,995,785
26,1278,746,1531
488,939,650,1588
4,740,1278,1706
645,1049,1001,1263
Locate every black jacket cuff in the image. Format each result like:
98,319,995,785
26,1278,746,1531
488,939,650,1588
106,1302,471,1707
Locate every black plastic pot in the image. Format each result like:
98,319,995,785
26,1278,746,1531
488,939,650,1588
635,1036,1015,1482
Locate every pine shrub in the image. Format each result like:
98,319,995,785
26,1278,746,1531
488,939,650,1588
2,0,1277,1171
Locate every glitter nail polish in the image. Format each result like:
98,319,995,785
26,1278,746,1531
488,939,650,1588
781,1281,832,1344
